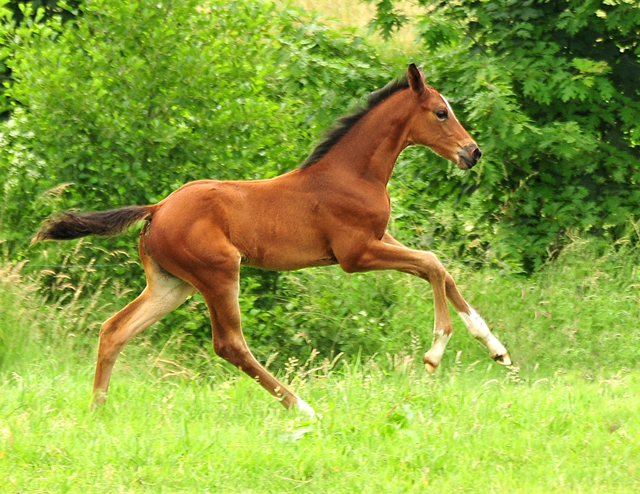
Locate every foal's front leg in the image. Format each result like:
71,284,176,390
342,234,510,373
383,233,510,368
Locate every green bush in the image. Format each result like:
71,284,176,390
372,0,640,270
0,0,393,276
0,0,401,362
6,0,638,366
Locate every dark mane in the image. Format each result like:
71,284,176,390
299,74,410,169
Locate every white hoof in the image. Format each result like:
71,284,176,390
295,397,316,418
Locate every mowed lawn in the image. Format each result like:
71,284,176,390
1,357,638,493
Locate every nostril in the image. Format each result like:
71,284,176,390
472,147,482,161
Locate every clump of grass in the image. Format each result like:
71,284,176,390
455,238,640,374
0,246,120,374
0,260,38,371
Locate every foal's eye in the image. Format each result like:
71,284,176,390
435,110,448,120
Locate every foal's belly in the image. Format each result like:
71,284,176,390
233,219,338,271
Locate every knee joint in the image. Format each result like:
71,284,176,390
99,320,116,338
423,252,447,282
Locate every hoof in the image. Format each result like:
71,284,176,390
295,397,316,419
90,392,107,411
424,359,437,375
90,400,105,411
493,353,512,366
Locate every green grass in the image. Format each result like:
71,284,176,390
2,241,640,492
1,360,638,493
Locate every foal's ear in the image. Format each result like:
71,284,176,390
408,63,426,94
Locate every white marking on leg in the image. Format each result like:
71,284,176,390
295,396,316,418
457,308,510,364
424,328,451,373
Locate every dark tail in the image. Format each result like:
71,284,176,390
32,205,154,243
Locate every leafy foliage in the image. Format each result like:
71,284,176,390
0,1,81,117
0,0,399,361
2,0,639,364
0,0,391,253
373,0,640,270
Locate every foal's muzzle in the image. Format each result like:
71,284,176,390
457,144,482,169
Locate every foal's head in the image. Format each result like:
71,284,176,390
405,64,481,170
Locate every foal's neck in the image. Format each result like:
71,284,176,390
321,89,415,185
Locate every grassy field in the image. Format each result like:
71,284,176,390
2,3,639,491
1,357,638,492
2,241,640,492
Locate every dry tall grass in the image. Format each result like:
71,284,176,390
277,0,420,50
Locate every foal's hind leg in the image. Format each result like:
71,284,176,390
92,247,196,408
190,258,315,417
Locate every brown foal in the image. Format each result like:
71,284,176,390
33,64,511,416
